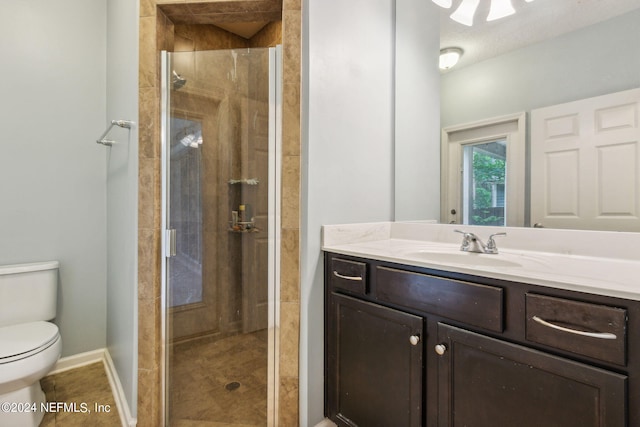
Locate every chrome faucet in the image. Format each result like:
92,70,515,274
454,230,506,254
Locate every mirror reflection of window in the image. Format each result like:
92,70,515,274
462,140,507,226
169,117,204,307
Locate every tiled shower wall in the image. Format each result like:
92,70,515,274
137,0,301,425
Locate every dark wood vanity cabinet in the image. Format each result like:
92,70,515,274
326,293,424,427
325,252,638,427
437,323,626,427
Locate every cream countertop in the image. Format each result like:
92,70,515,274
322,222,640,301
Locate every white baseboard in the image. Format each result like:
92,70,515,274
49,348,137,427
103,350,137,427
50,348,105,374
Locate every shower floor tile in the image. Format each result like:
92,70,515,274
169,330,269,426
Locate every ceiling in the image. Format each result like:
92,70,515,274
158,1,281,39
215,22,270,39
439,0,640,70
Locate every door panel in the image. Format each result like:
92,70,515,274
168,108,218,340
327,293,424,427
162,46,281,426
437,323,627,427
531,88,640,231
242,100,271,333
164,48,276,341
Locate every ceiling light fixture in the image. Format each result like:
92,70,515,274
434,0,535,27
432,0,453,7
487,0,515,21
439,47,464,70
450,0,480,26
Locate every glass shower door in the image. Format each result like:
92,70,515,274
161,47,281,427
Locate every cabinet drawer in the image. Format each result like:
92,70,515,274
526,293,627,366
376,267,504,332
329,257,368,295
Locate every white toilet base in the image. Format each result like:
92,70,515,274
0,381,46,427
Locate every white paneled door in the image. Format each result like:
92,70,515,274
531,88,640,231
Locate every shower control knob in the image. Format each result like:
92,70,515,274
409,335,420,346
435,344,447,356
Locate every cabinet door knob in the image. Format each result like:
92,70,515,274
409,335,420,346
434,344,447,355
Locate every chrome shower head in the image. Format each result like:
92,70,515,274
172,70,187,90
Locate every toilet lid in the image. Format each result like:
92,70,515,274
0,321,60,362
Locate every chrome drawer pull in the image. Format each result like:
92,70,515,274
333,271,363,281
532,316,617,340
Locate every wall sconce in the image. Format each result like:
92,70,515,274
439,47,464,70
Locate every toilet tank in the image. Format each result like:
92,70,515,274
0,261,59,327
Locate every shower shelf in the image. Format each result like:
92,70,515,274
228,221,258,233
228,178,259,185
229,227,260,234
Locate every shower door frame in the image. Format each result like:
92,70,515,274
160,46,282,427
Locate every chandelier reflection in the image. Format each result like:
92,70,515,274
433,0,535,27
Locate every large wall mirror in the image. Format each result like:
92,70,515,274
404,0,640,232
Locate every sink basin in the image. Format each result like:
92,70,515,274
406,250,523,268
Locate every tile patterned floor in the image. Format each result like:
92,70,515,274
168,331,269,426
34,331,267,427
40,362,120,427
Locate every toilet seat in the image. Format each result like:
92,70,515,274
0,322,60,364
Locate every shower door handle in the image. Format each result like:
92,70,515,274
166,229,177,257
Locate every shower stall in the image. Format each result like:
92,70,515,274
160,47,281,426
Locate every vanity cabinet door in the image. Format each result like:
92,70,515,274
436,323,627,427
327,293,424,427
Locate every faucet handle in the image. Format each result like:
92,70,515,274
454,229,473,250
486,232,506,252
454,229,473,241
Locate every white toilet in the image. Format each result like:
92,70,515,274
0,261,62,427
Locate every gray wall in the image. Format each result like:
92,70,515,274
395,0,441,221
0,0,107,357
0,1,138,417
441,9,640,127
106,0,139,417
301,1,442,424
302,0,395,424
